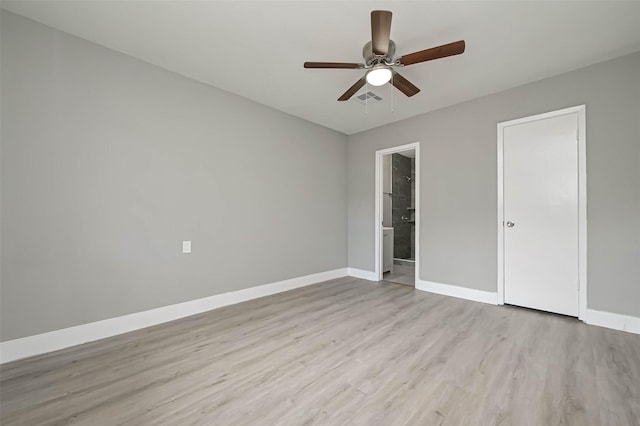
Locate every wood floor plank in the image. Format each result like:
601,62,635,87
1,277,639,425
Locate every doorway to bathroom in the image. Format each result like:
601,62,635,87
374,143,420,287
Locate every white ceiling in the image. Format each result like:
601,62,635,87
3,1,640,135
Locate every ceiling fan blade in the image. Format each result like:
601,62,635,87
338,77,366,101
371,10,392,55
304,62,363,69
391,72,420,97
397,40,466,66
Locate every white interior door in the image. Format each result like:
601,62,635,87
503,113,579,316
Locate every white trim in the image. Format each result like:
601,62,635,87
0,268,348,364
497,105,587,320
347,268,378,281
586,309,640,335
577,107,587,320
497,124,505,305
416,279,498,305
374,142,421,285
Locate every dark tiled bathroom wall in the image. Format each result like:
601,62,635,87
392,154,415,260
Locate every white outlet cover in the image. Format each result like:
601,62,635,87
182,241,191,254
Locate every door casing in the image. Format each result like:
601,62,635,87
374,142,421,283
497,105,587,320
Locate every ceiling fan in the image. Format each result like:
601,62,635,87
304,10,465,101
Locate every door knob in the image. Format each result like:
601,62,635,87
506,221,515,228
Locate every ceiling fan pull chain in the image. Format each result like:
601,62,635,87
390,73,394,113
365,81,368,115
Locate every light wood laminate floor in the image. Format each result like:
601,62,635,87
384,265,415,286
1,277,639,425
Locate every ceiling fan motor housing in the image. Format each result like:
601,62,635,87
363,40,396,66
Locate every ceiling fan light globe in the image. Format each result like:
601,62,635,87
366,67,392,86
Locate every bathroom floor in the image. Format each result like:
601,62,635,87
383,265,415,286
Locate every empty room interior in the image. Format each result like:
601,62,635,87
1,1,640,424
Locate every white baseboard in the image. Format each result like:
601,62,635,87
347,268,378,281
586,309,640,335
416,279,498,305
0,268,348,364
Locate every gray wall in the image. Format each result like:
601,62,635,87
348,52,640,317
1,11,348,341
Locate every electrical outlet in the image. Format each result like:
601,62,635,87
182,241,191,254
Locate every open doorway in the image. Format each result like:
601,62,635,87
375,143,420,287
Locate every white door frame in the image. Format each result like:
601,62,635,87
497,105,587,320
375,142,421,283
